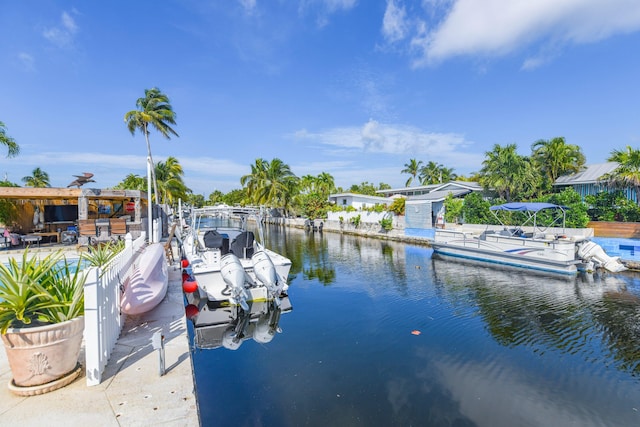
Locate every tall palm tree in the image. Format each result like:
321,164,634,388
603,145,640,201
124,88,179,204
401,159,423,187
0,121,19,158
21,167,50,188
419,161,457,185
531,137,585,190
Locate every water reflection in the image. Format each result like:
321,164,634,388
191,227,640,426
188,298,292,350
431,257,640,376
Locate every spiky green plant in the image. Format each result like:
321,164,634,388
0,249,87,333
83,240,125,268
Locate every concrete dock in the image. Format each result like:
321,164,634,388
0,259,200,426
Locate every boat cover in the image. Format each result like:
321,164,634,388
490,202,568,212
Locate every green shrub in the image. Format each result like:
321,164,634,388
379,216,393,231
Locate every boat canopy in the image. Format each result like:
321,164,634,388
489,202,568,212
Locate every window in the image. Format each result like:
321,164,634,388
342,199,347,205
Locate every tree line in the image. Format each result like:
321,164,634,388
2,90,639,223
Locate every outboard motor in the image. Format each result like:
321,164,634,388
251,251,283,306
220,253,250,311
577,241,628,273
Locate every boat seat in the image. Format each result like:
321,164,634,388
230,231,254,259
203,230,230,254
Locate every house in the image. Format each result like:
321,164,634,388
403,181,484,233
328,192,391,210
553,162,637,203
0,187,149,244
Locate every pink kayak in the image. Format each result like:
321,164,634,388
121,243,168,315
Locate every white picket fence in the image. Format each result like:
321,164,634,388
84,233,147,386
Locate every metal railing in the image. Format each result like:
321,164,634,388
84,233,146,386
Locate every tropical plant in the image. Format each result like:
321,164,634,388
602,146,640,201
379,216,393,231
83,240,125,268
154,156,189,205
388,197,405,216
124,88,179,203
113,173,147,191
478,144,541,201
585,190,640,222
531,137,585,192
0,250,86,333
21,167,51,188
420,161,457,185
460,192,492,224
443,193,464,223
241,158,299,212
401,159,423,187
0,121,19,158
350,214,361,228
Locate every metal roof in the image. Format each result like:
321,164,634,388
407,189,470,202
553,162,619,185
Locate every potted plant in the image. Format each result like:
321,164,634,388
0,249,86,395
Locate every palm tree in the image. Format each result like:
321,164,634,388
155,156,189,205
124,88,179,204
401,159,423,187
603,145,640,201
419,161,457,185
479,144,540,201
531,137,585,190
21,167,50,188
0,121,19,158
240,158,299,213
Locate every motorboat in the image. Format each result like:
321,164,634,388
186,297,292,350
179,206,292,311
431,202,627,275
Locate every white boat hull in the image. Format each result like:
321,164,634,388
432,229,582,275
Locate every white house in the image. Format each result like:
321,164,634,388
328,192,391,210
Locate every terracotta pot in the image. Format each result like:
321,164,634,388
1,316,84,389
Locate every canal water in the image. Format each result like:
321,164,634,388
189,226,640,427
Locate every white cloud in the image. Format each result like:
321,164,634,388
296,119,470,155
292,120,484,176
398,0,640,66
382,0,409,43
238,0,257,15
43,10,79,48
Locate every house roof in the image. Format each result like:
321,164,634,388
0,187,146,201
407,189,471,202
553,162,619,186
328,193,390,203
376,180,481,196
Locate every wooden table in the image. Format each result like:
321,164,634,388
33,231,60,243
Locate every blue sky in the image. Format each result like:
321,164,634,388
1,1,640,196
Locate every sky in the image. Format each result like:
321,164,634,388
1,0,640,196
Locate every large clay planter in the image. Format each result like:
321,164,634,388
1,316,84,395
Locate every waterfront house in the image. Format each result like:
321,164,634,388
0,187,149,245
553,162,637,203
328,192,391,210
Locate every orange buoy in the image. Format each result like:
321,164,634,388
183,278,198,293
185,304,199,319
411,330,421,336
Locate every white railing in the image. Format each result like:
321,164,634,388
84,233,147,386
